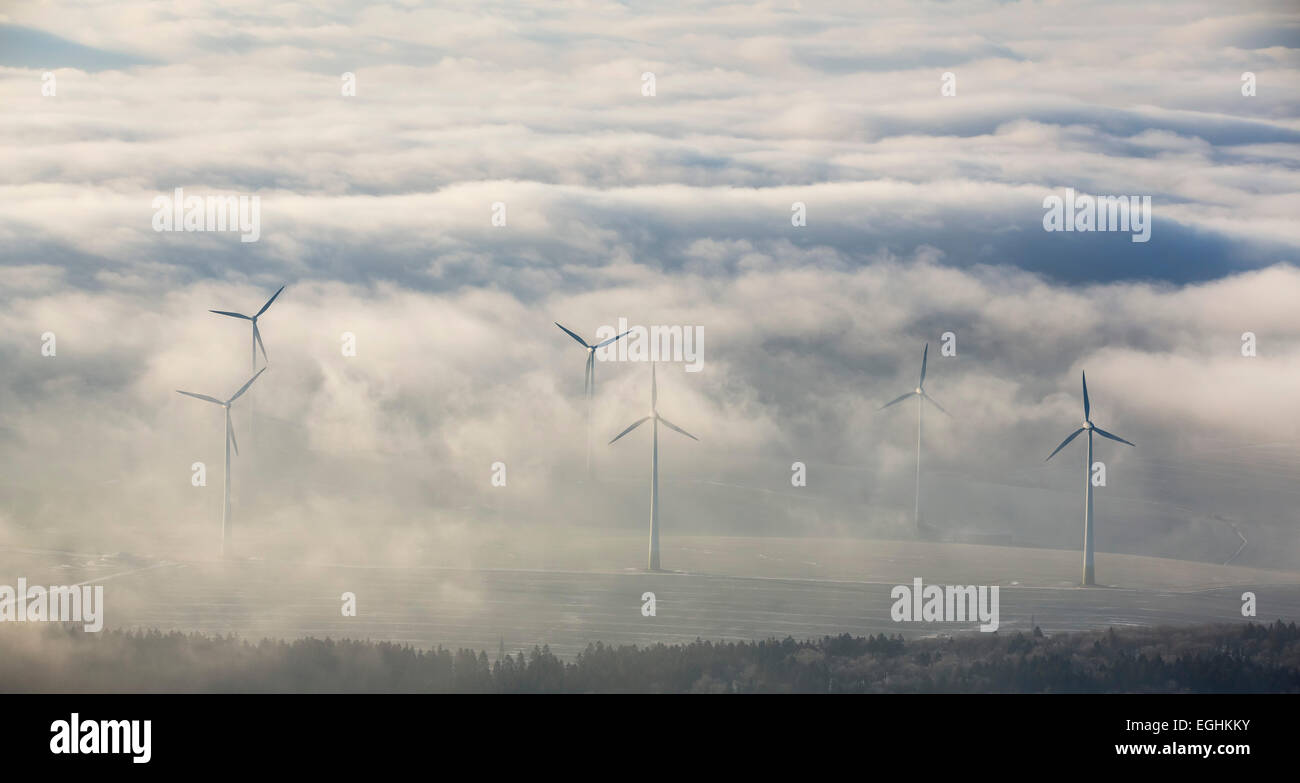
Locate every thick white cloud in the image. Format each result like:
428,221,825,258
2,259,1299,568
0,1,1297,569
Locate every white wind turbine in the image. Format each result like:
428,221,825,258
555,321,631,477
210,285,285,371
609,362,698,571
1045,370,1134,586
177,368,266,558
880,343,950,537
210,285,283,446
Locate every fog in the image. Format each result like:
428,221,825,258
1,260,1299,569
1,0,1298,575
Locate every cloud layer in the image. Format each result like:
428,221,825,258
0,1,1298,569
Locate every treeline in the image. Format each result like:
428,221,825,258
1,621,1298,693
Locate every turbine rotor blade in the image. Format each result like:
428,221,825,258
922,392,951,417
554,322,590,349
879,392,913,410
1082,370,1090,421
210,310,252,320
595,329,632,349
1045,428,1086,462
227,367,267,404
920,342,929,388
255,285,285,317
609,416,651,444
176,390,224,405
254,322,268,364
658,416,699,441
227,414,239,457
1092,425,1135,447
585,352,594,398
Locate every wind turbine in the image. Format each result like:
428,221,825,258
177,368,266,558
609,362,698,571
211,285,282,447
880,343,950,537
210,285,285,371
555,322,631,476
1045,370,1134,586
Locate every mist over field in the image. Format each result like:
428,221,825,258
1,0,1298,580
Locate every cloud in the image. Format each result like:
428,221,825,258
0,0,1297,571
1,259,1299,569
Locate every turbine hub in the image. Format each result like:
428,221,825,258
1084,421,1093,429
915,387,922,395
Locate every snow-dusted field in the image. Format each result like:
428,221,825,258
4,537,1298,658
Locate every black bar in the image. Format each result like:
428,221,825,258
3,693,1280,770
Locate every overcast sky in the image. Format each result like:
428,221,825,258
1,1,1298,569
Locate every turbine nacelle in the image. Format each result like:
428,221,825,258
176,367,266,461
880,344,951,417
1044,370,1134,462
609,363,698,445
210,285,285,367
555,320,632,401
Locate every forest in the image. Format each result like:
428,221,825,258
1,621,1297,693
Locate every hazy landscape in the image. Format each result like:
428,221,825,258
2,0,1299,697
4,535,1298,659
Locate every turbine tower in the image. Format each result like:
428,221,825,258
210,285,285,371
880,343,950,537
1045,370,1134,586
177,368,266,558
609,362,698,571
555,322,631,477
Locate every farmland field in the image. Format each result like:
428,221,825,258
4,537,1297,657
